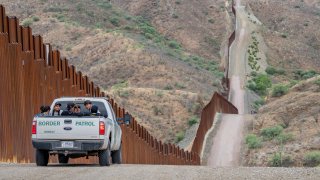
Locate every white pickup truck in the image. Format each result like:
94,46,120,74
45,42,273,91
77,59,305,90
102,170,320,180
31,97,128,166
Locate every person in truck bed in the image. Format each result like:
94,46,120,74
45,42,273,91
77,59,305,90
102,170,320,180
51,102,63,116
74,105,81,113
61,103,90,116
36,105,51,117
90,105,100,116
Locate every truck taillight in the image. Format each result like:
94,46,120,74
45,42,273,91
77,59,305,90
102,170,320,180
99,122,105,135
32,121,37,134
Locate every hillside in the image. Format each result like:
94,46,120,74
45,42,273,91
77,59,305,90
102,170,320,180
247,0,320,72
0,0,229,143
245,76,320,167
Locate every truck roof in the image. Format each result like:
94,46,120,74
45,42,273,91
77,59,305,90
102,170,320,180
55,97,109,101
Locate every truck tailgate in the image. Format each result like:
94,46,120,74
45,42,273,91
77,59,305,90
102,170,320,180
35,117,102,140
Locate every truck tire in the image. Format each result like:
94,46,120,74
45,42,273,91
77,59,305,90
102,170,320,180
111,144,122,164
58,154,69,164
36,149,49,166
98,143,111,166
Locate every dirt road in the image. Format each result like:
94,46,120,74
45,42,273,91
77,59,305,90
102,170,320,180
206,0,252,167
0,163,319,180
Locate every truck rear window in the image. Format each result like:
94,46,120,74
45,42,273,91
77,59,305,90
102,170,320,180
54,101,108,117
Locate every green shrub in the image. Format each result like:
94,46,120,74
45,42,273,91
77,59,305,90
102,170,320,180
276,133,293,144
250,71,258,77
208,19,215,24
253,99,265,110
55,14,65,22
266,66,277,75
22,18,33,27
168,40,181,49
304,151,320,167
164,85,173,90
261,125,283,140
266,66,286,75
110,17,120,26
247,73,272,96
269,153,293,167
174,83,186,89
272,84,289,97
175,131,185,143
188,116,198,126
293,70,318,80
245,134,262,149
32,16,40,22
139,23,157,35
172,13,179,19
281,33,288,38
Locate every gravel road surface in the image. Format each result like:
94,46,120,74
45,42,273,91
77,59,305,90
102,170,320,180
0,163,319,180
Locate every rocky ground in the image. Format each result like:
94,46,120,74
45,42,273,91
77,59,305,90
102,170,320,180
0,163,319,180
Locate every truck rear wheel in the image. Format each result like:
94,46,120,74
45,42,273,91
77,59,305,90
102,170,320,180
58,154,69,164
111,144,122,164
98,143,111,166
36,149,49,166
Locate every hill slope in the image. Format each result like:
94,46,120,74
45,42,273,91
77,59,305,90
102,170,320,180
0,0,228,143
245,76,320,167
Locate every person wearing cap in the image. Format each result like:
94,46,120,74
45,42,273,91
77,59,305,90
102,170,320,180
52,102,63,116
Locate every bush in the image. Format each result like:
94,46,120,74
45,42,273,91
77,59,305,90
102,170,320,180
293,70,318,80
272,84,289,97
261,125,283,140
110,17,120,26
247,74,272,96
269,153,293,167
276,133,293,144
168,40,181,49
208,19,215,24
253,99,265,110
55,14,65,22
22,18,33,27
175,131,185,143
266,66,285,75
245,134,262,149
304,151,320,167
188,116,198,126
32,16,40,22
265,66,277,75
164,85,173,90
281,33,288,38
174,83,186,89
172,13,179,19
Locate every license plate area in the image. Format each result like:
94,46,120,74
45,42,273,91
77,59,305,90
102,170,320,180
61,141,74,148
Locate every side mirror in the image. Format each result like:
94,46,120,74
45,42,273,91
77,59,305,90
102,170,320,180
116,113,131,125
124,113,131,125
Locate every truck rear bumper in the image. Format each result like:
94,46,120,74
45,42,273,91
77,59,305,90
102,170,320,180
32,140,104,151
